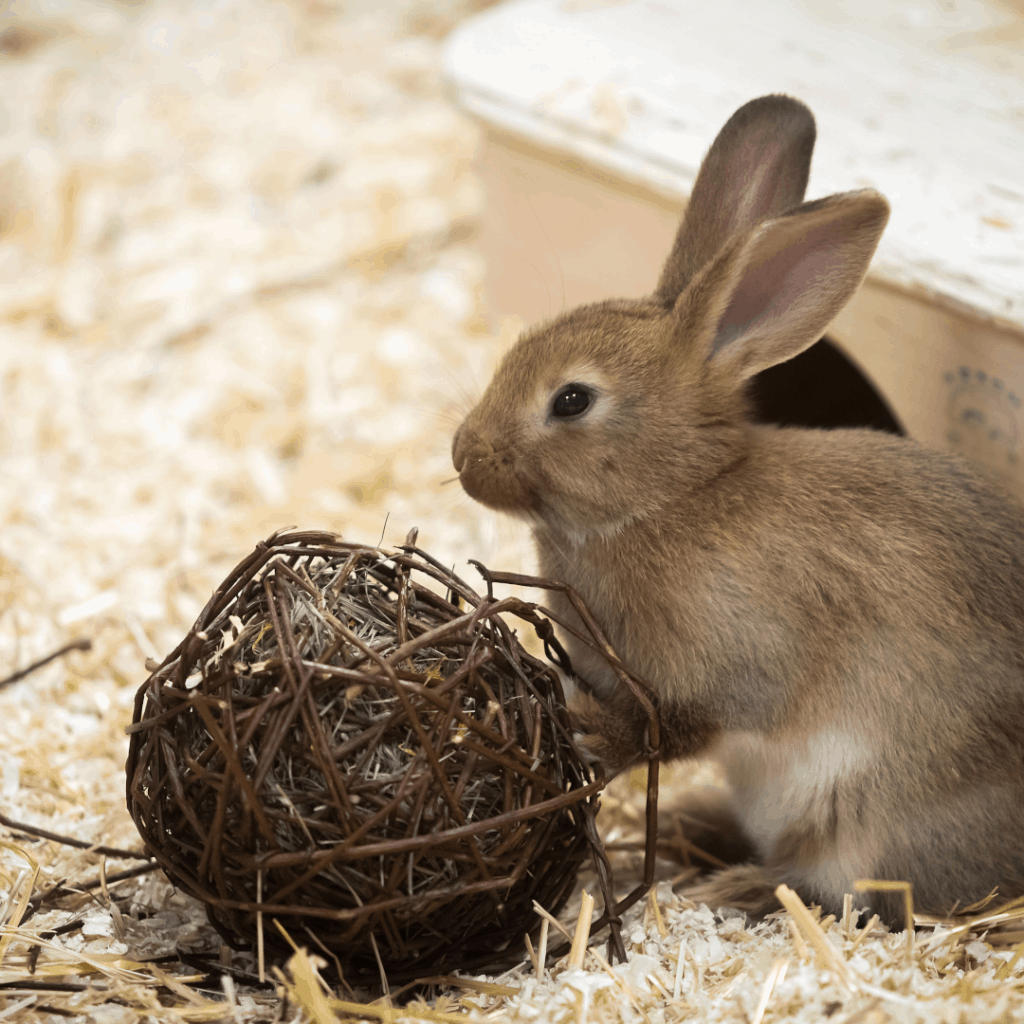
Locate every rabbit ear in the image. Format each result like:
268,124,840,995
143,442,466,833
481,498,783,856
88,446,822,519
656,95,816,305
674,190,889,380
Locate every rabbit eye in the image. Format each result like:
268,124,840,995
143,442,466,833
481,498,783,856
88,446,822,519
552,384,591,418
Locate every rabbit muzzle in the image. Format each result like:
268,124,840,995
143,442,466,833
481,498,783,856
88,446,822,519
452,422,534,515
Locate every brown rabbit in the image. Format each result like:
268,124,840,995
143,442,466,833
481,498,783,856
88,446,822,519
452,94,1024,928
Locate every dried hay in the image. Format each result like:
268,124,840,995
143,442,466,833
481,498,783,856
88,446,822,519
3,0,1024,1020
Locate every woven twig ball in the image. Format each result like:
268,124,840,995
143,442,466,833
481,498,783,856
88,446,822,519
125,530,602,981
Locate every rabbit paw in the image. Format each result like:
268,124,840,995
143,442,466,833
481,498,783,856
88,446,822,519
566,684,646,777
682,864,780,918
660,786,761,868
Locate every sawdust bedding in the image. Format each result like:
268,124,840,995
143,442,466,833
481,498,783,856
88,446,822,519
1,0,1023,1020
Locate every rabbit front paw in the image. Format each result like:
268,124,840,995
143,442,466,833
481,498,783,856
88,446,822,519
566,685,646,777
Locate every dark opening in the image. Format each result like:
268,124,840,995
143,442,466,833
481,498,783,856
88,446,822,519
749,336,904,435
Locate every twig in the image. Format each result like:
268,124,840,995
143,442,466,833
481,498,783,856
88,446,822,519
176,952,277,990
0,812,149,860
0,982,89,993
471,563,662,963
0,639,92,691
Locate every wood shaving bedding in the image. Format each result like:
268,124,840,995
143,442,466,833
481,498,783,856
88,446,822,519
2,0,1024,1020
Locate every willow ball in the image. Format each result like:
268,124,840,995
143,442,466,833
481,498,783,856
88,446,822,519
125,530,599,982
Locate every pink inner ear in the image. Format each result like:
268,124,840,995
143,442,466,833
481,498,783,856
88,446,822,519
727,140,801,236
705,140,807,264
713,217,837,354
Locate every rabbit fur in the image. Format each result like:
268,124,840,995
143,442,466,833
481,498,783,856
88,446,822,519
452,94,1024,927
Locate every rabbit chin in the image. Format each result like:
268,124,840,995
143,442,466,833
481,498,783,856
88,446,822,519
528,503,642,547
467,478,641,545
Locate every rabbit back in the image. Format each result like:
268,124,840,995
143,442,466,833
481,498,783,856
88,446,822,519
538,423,1024,922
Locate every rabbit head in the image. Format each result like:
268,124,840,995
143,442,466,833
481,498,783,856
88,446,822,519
452,95,890,545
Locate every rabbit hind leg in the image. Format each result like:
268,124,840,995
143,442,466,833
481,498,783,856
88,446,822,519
661,784,762,870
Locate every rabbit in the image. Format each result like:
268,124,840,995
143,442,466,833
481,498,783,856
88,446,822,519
451,93,1024,929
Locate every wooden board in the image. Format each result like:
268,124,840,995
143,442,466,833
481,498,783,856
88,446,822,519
444,0,1024,494
445,0,1024,329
